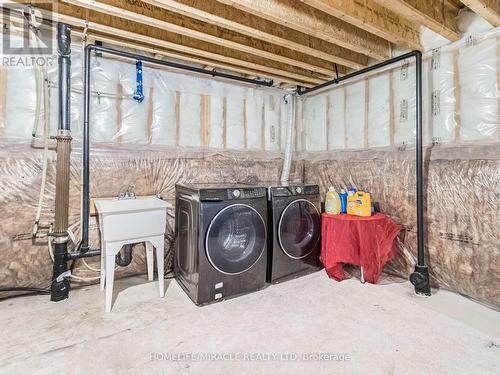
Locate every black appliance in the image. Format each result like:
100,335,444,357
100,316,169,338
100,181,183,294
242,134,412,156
267,184,322,283
175,183,268,305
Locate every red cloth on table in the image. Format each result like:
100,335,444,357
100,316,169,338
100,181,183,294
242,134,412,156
321,213,401,284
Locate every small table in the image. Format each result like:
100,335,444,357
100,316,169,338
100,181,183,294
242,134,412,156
321,213,401,284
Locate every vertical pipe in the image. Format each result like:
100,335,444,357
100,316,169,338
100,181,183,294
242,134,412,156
415,52,424,267
51,23,72,301
411,51,431,296
58,24,71,132
80,45,92,253
53,23,72,235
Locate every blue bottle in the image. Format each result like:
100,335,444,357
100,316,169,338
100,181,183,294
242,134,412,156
339,189,348,214
348,186,358,196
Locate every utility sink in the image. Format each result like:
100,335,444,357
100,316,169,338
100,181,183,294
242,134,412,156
94,196,171,243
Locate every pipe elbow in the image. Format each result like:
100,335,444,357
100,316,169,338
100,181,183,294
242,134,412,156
57,23,71,56
85,44,96,54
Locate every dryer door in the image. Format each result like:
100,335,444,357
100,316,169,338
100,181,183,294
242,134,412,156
278,199,321,259
205,204,266,275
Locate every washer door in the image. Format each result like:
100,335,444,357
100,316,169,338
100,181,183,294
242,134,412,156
206,204,266,275
278,199,321,259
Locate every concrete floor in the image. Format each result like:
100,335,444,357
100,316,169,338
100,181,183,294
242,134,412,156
1,272,499,375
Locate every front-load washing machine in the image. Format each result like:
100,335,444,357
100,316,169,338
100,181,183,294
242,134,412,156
175,183,268,305
267,184,322,283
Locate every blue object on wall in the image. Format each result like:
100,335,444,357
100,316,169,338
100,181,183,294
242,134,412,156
133,60,144,103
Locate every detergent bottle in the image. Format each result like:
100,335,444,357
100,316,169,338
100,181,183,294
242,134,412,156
325,187,341,215
339,189,348,214
347,191,372,217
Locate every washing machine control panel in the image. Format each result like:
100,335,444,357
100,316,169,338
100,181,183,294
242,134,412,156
199,187,266,201
229,187,266,200
271,185,320,197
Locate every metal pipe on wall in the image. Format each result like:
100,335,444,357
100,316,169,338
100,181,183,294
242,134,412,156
51,23,72,301
78,44,273,253
79,43,91,254
298,51,431,296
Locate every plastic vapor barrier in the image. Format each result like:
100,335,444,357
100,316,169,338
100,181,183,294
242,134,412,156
0,34,289,151
301,145,500,308
298,27,500,309
1,23,500,310
0,142,304,290
0,32,296,294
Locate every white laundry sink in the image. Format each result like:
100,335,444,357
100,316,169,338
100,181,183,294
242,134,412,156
94,197,171,243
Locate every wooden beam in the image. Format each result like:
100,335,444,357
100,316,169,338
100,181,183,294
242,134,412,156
299,0,421,50
43,2,326,85
460,0,500,26
216,0,391,60
61,0,340,77
7,2,309,85
140,0,362,70
372,0,461,41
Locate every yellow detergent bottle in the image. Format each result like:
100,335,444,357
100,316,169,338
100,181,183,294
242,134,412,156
347,191,372,217
325,187,341,215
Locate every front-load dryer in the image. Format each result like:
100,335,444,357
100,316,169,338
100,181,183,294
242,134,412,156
175,183,268,305
267,184,322,283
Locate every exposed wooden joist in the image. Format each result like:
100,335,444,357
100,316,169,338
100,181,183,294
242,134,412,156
460,0,500,26
61,0,340,77
5,3,286,86
298,0,421,50
140,0,362,70
42,2,326,85
372,0,461,41
215,0,391,60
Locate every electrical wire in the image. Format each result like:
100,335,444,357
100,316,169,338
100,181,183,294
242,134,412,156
47,80,135,100
33,70,50,236
32,26,51,237
0,287,50,292
0,287,51,302
0,291,51,302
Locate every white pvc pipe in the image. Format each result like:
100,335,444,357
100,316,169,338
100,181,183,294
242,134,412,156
32,36,50,236
280,93,296,185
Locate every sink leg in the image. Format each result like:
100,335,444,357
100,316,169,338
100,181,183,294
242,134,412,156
146,242,154,281
105,254,116,312
155,241,164,298
100,242,106,291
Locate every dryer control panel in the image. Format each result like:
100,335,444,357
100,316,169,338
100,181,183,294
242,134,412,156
270,185,319,197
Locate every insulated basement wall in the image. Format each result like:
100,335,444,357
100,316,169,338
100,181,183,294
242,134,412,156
2,23,500,311
299,30,500,309
0,32,295,293
303,148,500,308
299,33,500,149
0,143,304,290
0,35,287,152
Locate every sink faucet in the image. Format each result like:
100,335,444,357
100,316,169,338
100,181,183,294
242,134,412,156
118,184,136,200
